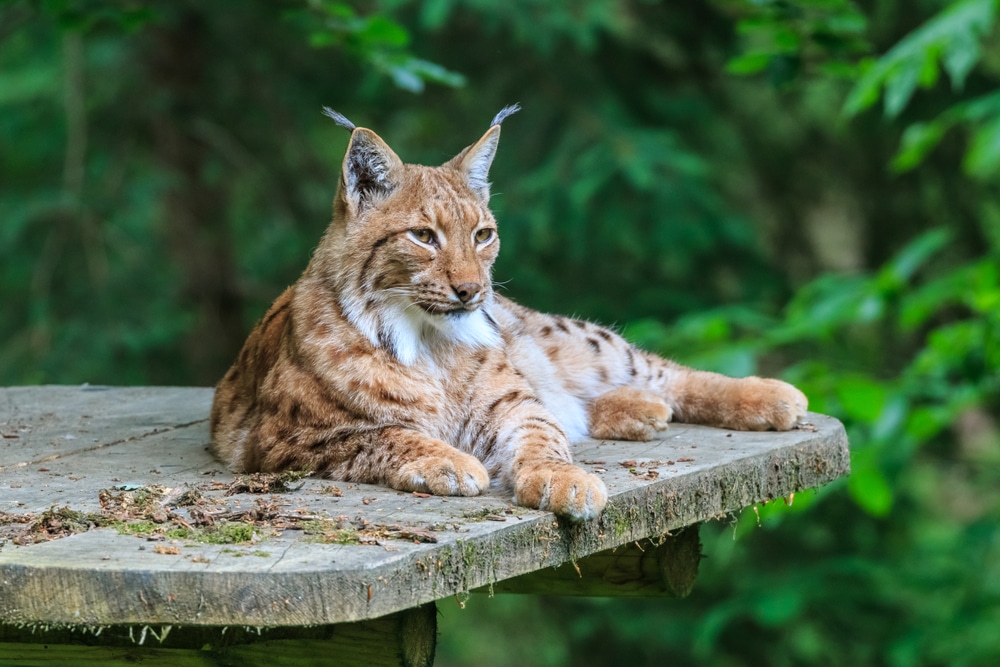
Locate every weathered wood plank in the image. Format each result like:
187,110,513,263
0,603,436,667
478,526,702,598
0,385,849,629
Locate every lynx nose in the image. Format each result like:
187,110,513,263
453,282,482,304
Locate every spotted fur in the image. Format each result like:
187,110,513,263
210,108,808,521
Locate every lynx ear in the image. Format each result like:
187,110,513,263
447,104,520,203
341,127,403,215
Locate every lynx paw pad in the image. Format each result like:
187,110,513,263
589,387,672,441
394,451,490,497
734,378,808,431
515,464,607,522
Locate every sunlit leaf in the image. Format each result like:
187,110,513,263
905,406,950,442
726,52,772,75
877,228,952,288
404,58,465,87
386,63,424,93
871,395,908,441
963,115,1000,177
836,376,888,423
942,29,980,90
891,121,949,173
844,0,997,118
848,451,894,517
359,15,410,49
824,12,868,35
883,60,921,118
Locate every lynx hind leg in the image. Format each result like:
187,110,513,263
678,374,808,431
727,377,808,431
588,386,673,441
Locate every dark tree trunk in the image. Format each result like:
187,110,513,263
144,9,245,384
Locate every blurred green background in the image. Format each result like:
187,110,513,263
2,0,998,664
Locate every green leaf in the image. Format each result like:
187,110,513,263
848,451,894,517
386,62,424,93
359,16,410,49
835,376,888,423
899,265,970,329
0,63,61,105
891,121,950,173
871,395,908,441
842,57,884,116
824,12,868,35
690,348,758,377
308,30,339,48
819,60,861,79
905,406,950,442
419,0,453,29
317,2,355,19
963,115,1000,177
843,0,998,118
942,30,980,90
726,52,772,75
752,587,804,627
404,59,466,87
877,228,952,289
883,60,921,118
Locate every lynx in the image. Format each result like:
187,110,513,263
210,105,808,521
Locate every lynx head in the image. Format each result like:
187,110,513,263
316,105,520,364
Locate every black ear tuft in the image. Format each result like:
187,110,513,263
489,103,521,128
322,106,356,131
343,129,402,213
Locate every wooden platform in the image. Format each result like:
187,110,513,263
0,385,849,665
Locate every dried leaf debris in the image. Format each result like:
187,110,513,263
0,475,443,550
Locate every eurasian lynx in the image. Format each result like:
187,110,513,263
210,105,807,521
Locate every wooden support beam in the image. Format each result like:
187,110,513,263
478,526,701,598
0,603,437,667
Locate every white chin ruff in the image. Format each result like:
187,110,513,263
344,294,501,365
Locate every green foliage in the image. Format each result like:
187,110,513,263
285,1,465,92
844,0,1000,178
2,0,1000,665
732,0,1000,178
843,0,996,117
724,0,871,83
633,227,998,518
31,0,157,32
441,230,1000,665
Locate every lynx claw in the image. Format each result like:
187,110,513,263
394,451,490,497
740,378,809,431
589,387,673,441
514,464,608,521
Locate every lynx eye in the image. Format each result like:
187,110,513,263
409,228,438,247
474,228,495,244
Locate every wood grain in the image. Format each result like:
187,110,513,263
0,386,849,629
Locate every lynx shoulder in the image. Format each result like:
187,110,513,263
210,106,807,521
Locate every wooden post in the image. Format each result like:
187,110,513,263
0,603,437,667
478,526,701,598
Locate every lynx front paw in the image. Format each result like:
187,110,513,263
392,450,490,497
730,377,808,431
514,464,608,521
589,387,672,441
